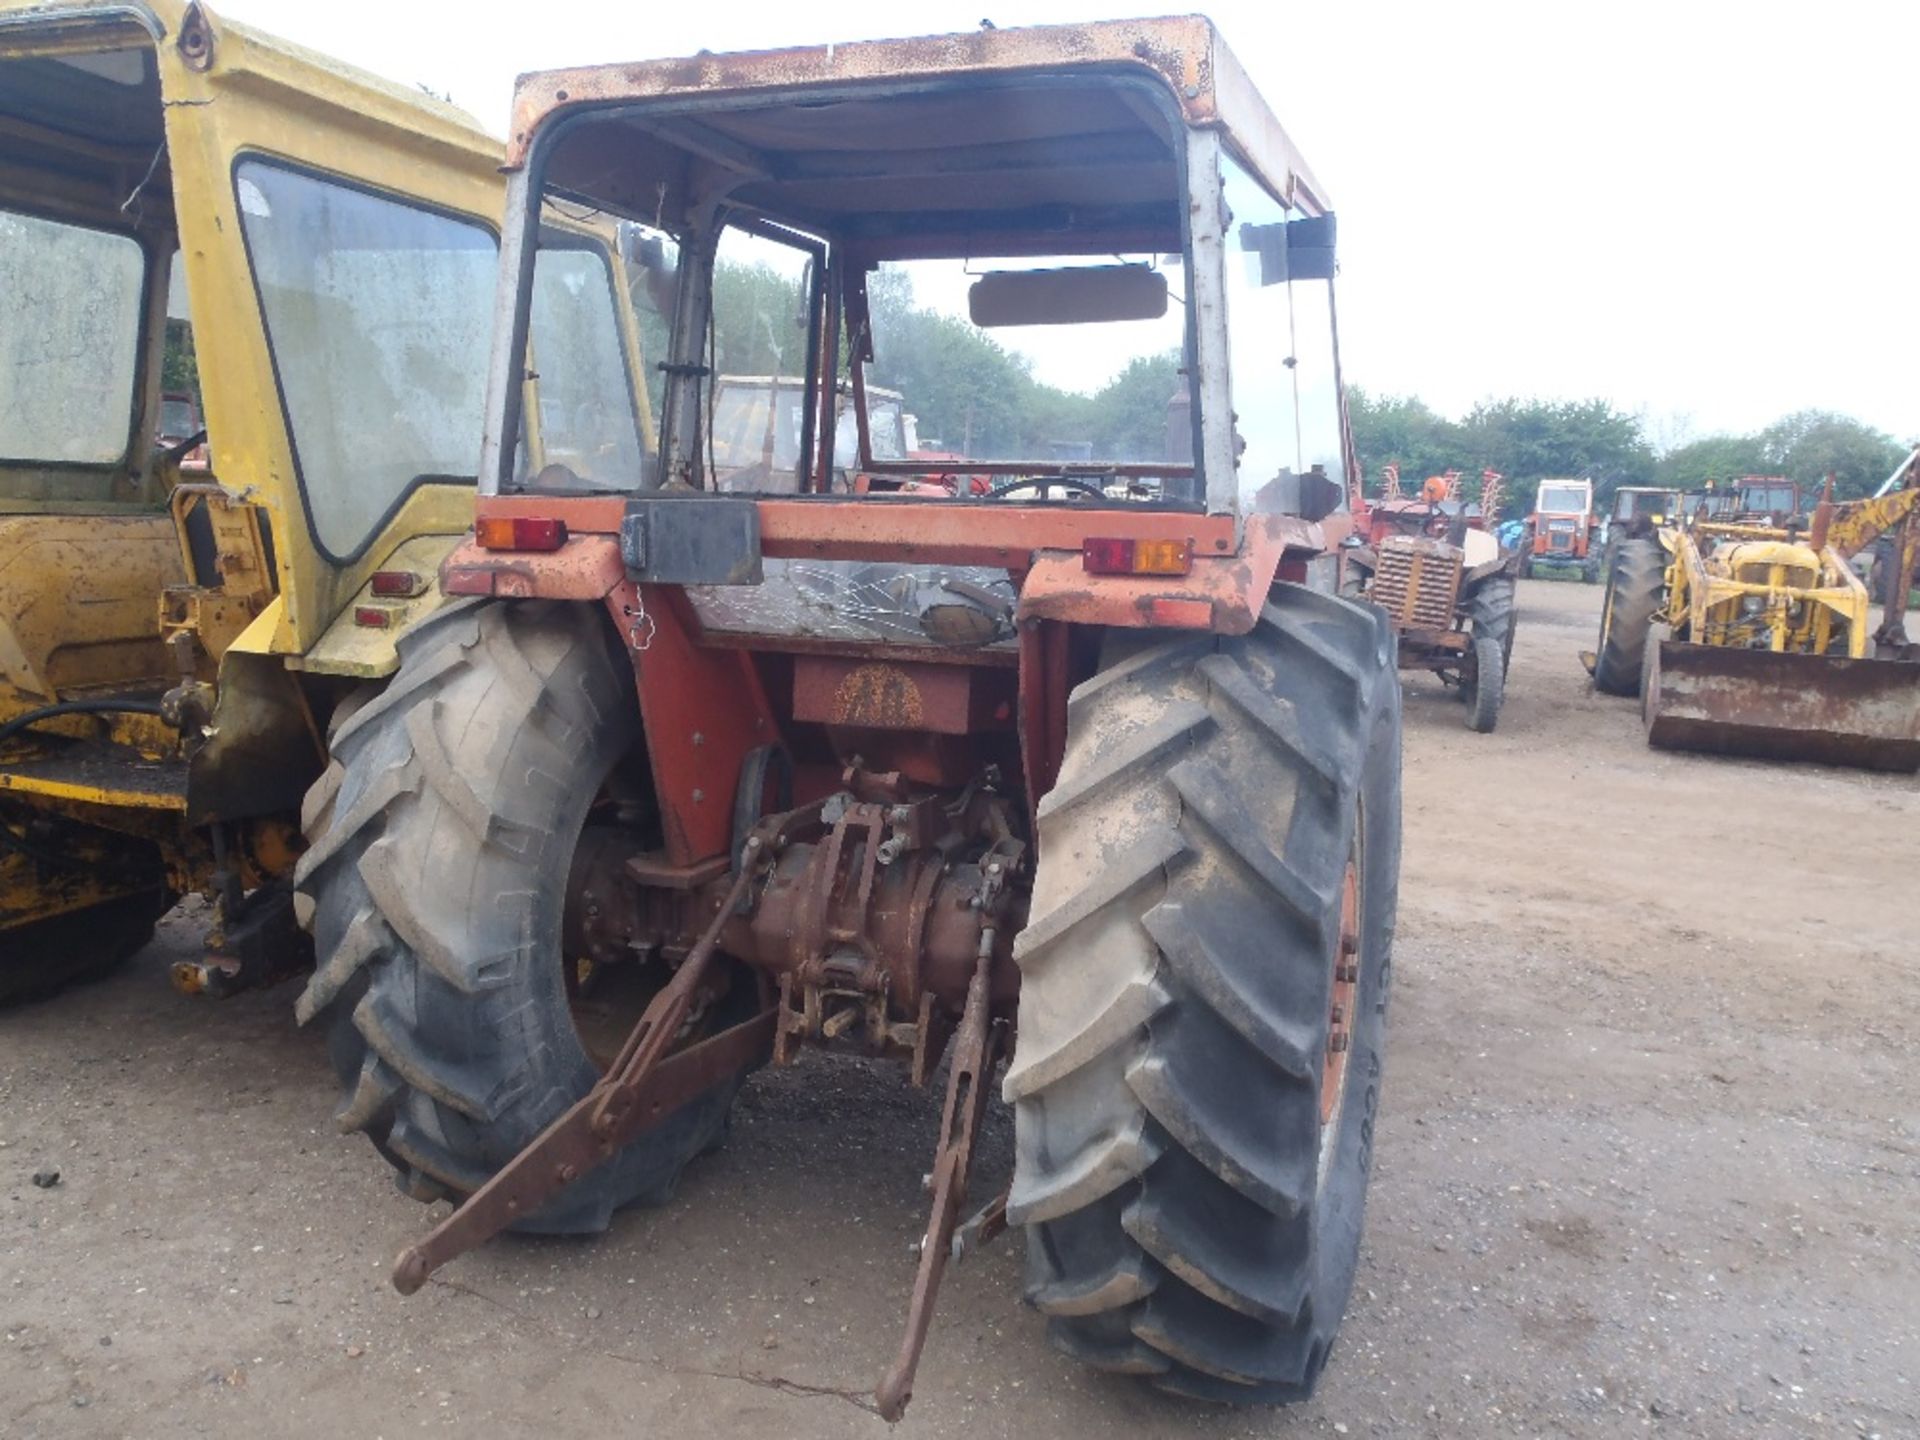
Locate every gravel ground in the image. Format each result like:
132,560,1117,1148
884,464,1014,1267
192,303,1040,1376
3,578,1916,1438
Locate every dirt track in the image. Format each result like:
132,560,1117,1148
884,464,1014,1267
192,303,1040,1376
3,578,1917,1438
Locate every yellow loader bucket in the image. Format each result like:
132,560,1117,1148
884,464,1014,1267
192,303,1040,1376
1646,640,1920,772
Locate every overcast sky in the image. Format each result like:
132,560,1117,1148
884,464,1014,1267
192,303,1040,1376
225,0,1916,449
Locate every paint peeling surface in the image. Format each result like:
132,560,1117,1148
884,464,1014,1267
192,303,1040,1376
503,16,1329,218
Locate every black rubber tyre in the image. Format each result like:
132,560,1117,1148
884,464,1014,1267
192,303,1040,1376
1593,538,1666,697
1464,574,1516,672
1639,622,1670,727
293,599,752,1231
0,875,168,1007
1006,583,1402,1401
1581,552,1602,584
1460,632,1504,734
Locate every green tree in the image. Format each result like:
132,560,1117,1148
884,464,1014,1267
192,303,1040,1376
1086,351,1183,461
710,259,810,379
161,318,199,404
1651,412,1908,501
1758,410,1908,500
1459,397,1655,511
1346,387,1463,495
1655,433,1768,489
871,305,1039,456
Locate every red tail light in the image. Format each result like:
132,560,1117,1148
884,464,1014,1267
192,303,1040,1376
353,605,396,629
475,516,568,552
369,570,426,598
1081,537,1193,576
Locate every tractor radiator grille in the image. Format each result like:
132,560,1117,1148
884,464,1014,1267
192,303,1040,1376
1372,536,1462,629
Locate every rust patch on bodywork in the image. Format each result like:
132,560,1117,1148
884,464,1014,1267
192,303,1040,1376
793,656,1003,735
830,663,925,729
441,534,625,600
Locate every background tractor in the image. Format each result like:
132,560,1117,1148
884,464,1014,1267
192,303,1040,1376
0,0,641,1001
1520,476,1602,581
293,18,1404,1417
1344,497,1519,731
1591,460,1920,769
1598,485,1679,580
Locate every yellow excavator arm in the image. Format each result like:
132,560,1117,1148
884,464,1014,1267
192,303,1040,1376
1823,473,1920,560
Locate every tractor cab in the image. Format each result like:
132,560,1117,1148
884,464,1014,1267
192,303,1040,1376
1599,485,1680,578
0,0,639,992
707,375,910,491
1523,476,1601,581
1610,486,1679,532
1733,475,1801,523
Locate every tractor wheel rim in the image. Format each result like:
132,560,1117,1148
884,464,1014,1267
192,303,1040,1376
1319,854,1362,1166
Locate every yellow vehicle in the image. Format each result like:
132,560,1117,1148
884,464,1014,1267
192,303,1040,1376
1591,467,1920,770
0,0,646,999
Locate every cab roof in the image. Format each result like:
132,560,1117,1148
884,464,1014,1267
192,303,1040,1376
0,0,502,165
514,16,1329,261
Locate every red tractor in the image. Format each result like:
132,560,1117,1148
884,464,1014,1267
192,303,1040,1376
1345,496,1519,730
1521,476,1602,581
295,19,1403,1417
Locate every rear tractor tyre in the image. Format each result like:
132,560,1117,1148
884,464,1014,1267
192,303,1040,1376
294,599,754,1231
1460,633,1505,733
1592,538,1665,697
1007,583,1402,1401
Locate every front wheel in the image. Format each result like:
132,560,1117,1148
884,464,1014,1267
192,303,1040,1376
1460,632,1505,733
294,599,754,1231
1006,584,1402,1401
1464,574,1517,672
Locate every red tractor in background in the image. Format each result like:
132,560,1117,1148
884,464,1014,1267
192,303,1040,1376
155,389,209,472
293,18,1403,1419
1345,493,1520,730
1521,476,1602,581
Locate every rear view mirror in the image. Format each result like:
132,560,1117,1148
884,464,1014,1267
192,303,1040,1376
968,265,1168,328
1240,213,1338,286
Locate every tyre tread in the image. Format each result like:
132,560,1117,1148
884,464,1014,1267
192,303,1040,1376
1011,585,1400,1399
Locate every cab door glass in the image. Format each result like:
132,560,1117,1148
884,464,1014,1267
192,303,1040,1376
525,241,645,488
1218,151,1344,499
235,160,497,561
708,225,816,493
160,249,206,457
0,207,144,465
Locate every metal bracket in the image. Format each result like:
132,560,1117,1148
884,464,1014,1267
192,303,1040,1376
873,936,1006,1421
620,496,762,585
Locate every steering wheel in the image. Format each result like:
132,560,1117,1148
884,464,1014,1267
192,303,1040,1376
984,476,1112,502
